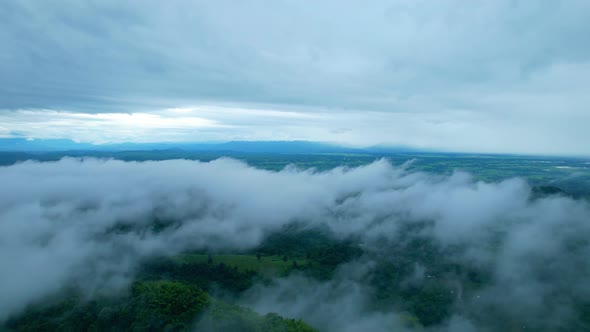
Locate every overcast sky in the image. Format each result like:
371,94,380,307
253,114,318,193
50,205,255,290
1,1,589,155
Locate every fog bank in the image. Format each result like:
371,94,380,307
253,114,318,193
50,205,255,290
1,158,589,330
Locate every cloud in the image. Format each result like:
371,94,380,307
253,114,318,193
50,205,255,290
2,1,590,112
1,1,590,154
0,109,225,143
2,106,589,155
1,157,589,330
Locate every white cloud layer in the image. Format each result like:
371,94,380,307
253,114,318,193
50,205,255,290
1,158,590,330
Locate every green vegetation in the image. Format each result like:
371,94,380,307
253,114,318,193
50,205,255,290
5,281,210,331
2,225,364,332
176,254,308,275
199,300,316,332
139,258,258,294
132,281,209,330
255,224,364,279
5,280,317,332
5,219,590,331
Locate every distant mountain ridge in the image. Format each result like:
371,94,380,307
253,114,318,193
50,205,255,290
0,138,424,154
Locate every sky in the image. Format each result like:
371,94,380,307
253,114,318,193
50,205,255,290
1,1,589,155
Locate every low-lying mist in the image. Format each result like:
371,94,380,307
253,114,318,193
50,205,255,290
1,157,589,330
